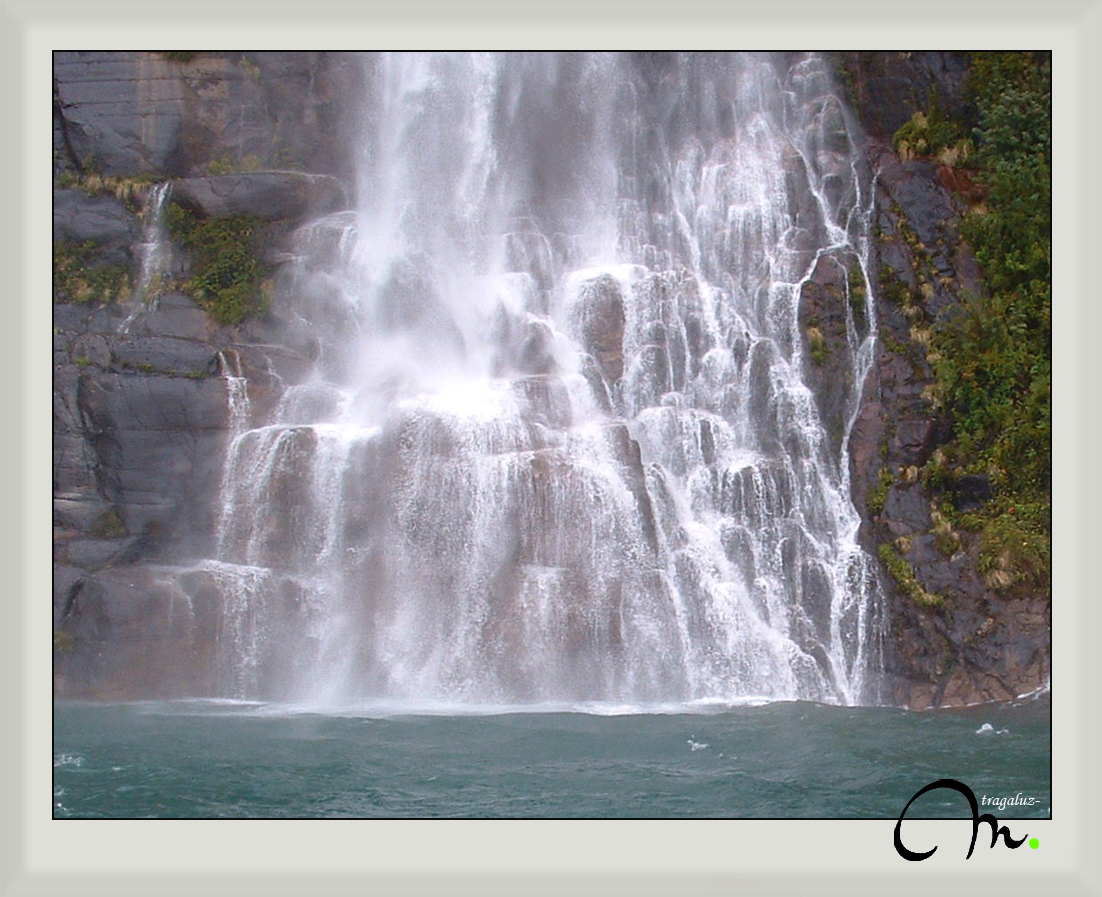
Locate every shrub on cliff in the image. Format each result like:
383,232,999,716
165,202,271,325
929,51,1051,597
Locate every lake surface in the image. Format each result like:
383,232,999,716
53,695,1050,819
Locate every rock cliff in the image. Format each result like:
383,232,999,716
836,51,1050,707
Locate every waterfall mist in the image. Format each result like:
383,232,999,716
196,52,885,708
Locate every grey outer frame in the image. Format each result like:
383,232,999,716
5,2,1098,895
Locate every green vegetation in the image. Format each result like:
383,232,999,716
806,325,828,365
867,466,894,516
899,53,1051,599
165,202,270,325
207,153,263,176
122,360,156,373
53,631,76,653
160,52,199,63
847,263,867,327
877,265,911,307
90,509,126,538
892,87,971,164
878,543,944,608
55,170,158,210
930,506,961,558
53,241,130,305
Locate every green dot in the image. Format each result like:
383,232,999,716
1029,838,1039,849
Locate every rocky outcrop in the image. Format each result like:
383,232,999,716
171,172,347,223
54,51,365,181
53,190,139,266
52,281,318,698
797,250,865,464
51,55,360,696
833,51,1050,708
836,51,976,143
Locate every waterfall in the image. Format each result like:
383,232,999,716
202,52,885,708
134,181,173,304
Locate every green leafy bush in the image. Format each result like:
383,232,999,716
892,88,970,163
165,203,270,325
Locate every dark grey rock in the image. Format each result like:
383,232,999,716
92,371,230,433
797,250,863,462
895,418,934,462
109,335,218,375
53,565,86,627
62,537,126,571
883,485,932,536
126,292,214,341
53,189,138,265
53,497,111,532
54,52,187,175
53,52,365,180
839,51,974,143
69,333,112,367
171,172,347,222
952,474,992,512
877,156,957,247
52,564,222,699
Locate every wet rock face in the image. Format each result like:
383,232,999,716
52,287,316,697
52,176,328,698
851,140,1048,706
171,172,347,223
53,190,139,266
54,300,229,557
828,50,1050,708
885,586,1051,710
53,51,365,180
797,250,863,463
837,51,975,143
572,274,627,385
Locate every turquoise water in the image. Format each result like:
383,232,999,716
53,696,1049,819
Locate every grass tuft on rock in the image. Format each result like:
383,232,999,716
53,241,130,305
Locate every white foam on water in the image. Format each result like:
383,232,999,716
53,753,84,768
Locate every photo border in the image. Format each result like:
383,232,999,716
4,1,1098,894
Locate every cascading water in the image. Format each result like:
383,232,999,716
133,181,173,304
201,52,885,708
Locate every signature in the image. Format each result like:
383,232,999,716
894,778,1028,861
